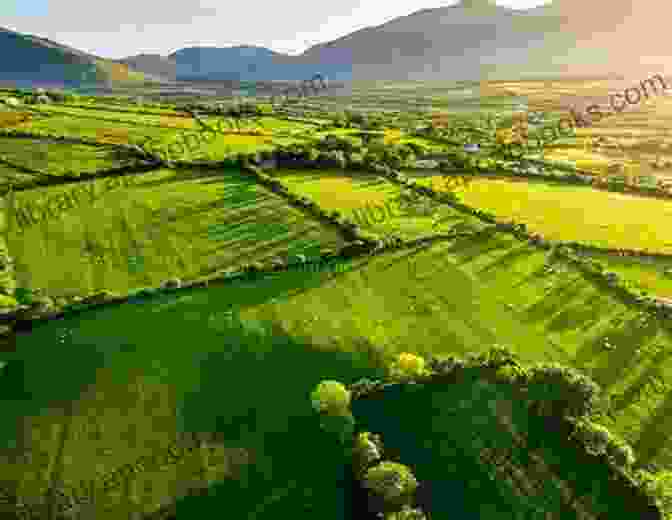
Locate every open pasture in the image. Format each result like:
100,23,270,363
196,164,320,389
417,175,672,254
0,137,136,176
6,167,345,299
578,250,672,299
276,169,483,239
32,104,202,131
12,114,177,145
0,162,40,188
3,284,386,519
238,230,672,469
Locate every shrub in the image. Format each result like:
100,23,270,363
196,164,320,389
311,380,351,416
363,461,418,506
14,287,33,305
389,352,429,381
160,278,182,289
0,294,18,308
353,431,384,475
494,364,523,384
526,363,602,418
642,470,672,516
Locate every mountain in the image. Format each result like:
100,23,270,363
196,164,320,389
0,26,154,89
120,0,671,83
116,53,177,82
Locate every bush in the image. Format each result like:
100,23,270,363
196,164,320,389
363,461,418,506
0,294,18,308
389,353,429,381
526,363,602,418
14,287,33,305
642,470,672,516
353,431,384,475
606,438,636,468
311,380,351,416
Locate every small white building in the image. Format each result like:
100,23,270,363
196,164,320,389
415,159,440,169
464,143,480,153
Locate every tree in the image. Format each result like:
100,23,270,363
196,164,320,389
363,461,418,506
311,380,351,416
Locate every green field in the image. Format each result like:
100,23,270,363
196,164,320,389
7,167,346,299
0,137,136,175
4,83,672,519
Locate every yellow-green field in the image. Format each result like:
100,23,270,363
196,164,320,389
277,169,483,239
416,175,672,253
580,250,672,299
13,115,177,144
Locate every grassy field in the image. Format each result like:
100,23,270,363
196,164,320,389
13,115,177,145
0,137,136,175
0,162,40,188
413,175,672,253
579,250,672,299
276,169,484,240
31,104,200,130
6,81,672,518
7,227,672,517
6,168,346,299
5,282,387,518
234,232,672,469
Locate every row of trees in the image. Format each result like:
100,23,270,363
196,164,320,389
271,135,421,171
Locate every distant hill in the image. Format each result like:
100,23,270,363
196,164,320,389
121,45,351,82
115,53,177,82
120,0,672,83
7,0,672,88
0,26,154,90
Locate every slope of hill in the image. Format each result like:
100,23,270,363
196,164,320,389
0,26,152,89
120,0,672,83
115,53,177,82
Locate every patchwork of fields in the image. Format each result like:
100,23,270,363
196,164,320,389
3,82,672,519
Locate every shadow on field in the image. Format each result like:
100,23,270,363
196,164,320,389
520,276,587,324
574,317,660,392
6,299,391,518
476,244,538,275
446,233,512,263
352,378,523,520
634,388,672,467
546,292,617,333
171,317,389,520
608,348,671,417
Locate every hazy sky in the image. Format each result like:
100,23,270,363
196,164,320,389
1,0,552,59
